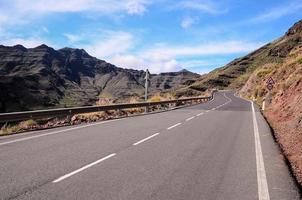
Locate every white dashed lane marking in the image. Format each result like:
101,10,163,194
197,113,204,116
186,117,195,121
167,123,182,130
53,153,116,183
133,133,160,146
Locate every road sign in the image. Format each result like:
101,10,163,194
266,77,275,85
266,77,275,91
267,84,273,90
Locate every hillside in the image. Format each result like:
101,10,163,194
240,21,302,185
0,45,199,112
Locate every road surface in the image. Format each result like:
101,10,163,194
0,91,300,199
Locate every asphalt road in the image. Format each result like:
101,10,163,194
0,91,300,200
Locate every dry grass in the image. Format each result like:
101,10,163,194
71,112,107,123
148,94,164,102
96,98,114,106
0,124,21,135
0,119,38,135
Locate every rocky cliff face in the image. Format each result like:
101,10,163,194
0,45,200,112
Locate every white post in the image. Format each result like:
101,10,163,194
145,69,149,102
145,69,149,113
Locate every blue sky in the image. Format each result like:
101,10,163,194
0,0,301,74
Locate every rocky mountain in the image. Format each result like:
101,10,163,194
0,45,199,112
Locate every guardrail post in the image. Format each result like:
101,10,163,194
67,110,72,123
66,115,71,123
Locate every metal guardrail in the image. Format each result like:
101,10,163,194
0,94,213,123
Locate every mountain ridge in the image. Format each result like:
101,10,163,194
0,44,200,112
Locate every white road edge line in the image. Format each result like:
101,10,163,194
0,119,124,146
167,123,182,130
197,113,204,116
251,101,270,200
133,133,160,146
186,116,195,121
53,153,116,183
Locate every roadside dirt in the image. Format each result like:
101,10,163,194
264,79,302,185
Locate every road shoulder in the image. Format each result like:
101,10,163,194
255,105,301,199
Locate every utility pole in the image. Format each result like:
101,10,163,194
145,69,149,101
145,69,150,113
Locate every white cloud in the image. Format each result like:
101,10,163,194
250,0,302,23
17,0,92,13
0,14,8,23
12,0,150,15
142,41,262,59
175,0,226,14
84,31,134,58
146,59,182,73
110,54,145,69
126,0,149,15
63,33,83,43
181,59,216,68
109,54,182,73
0,0,152,28
181,16,197,29
42,26,49,33
197,69,211,75
160,59,181,72
105,40,261,73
